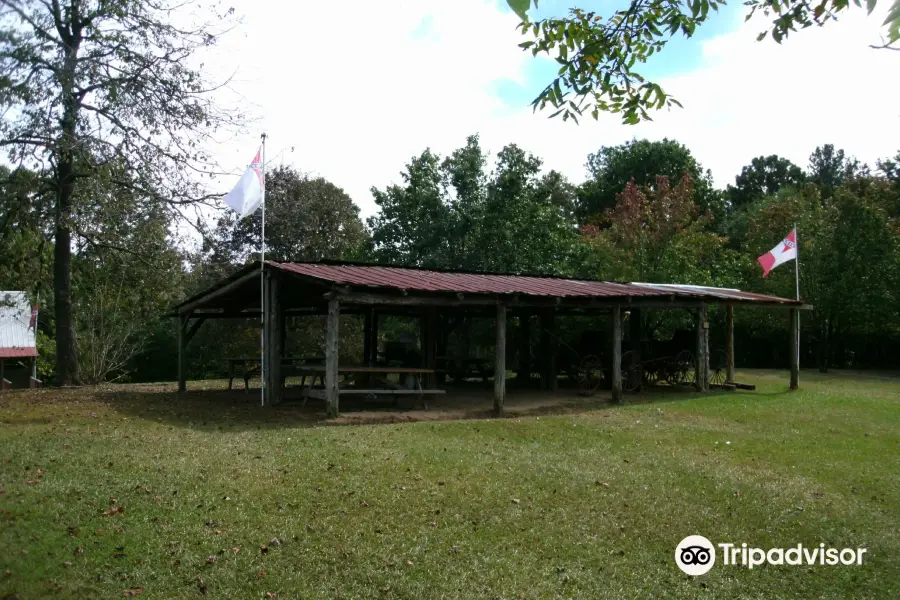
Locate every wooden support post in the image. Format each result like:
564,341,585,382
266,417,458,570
424,307,438,388
494,304,507,415
611,306,623,404
726,305,735,383
790,308,799,390
177,312,188,393
264,272,284,406
325,297,340,418
363,310,373,366
370,310,379,366
696,306,709,392
628,308,642,392
539,312,550,390
548,312,557,391
516,312,531,384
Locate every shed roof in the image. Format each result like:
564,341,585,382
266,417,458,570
175,261,806,312
0,291,37,358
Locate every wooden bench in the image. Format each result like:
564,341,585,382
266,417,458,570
289,366,444,410
228,356,325,391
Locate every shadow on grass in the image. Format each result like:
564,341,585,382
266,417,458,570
85,378,789,432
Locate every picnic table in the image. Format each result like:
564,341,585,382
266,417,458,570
286,365,445,410
227,356,324,391
436,356,491,383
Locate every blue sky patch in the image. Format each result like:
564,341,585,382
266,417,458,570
493,0,745,108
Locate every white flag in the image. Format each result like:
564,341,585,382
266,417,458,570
224,148,264,218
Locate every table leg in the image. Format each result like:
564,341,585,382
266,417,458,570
417,374,427,411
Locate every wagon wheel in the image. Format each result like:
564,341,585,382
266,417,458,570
621,351,640,393
709,350,727,386
662,357,680,386
674,350,696,386
642,362,659,387
577,354,604,396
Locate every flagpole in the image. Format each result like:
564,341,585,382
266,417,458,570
794,222,800,371
260,133,267,408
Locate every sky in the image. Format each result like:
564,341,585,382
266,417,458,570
202,0,900,219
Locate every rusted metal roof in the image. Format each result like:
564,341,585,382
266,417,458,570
0,347,37,359
268,262,803,306
630,283,800,304
0,292,37,356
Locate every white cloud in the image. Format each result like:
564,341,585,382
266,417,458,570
205,1,900,219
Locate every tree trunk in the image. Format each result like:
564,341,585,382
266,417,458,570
54,181,77,385
817,321,829,373
53,14,83,386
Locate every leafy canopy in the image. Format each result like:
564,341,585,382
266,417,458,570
507,0,899,124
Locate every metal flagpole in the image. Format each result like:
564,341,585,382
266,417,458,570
260,133,267,407
794,222,800,369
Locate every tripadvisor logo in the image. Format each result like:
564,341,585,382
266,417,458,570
675,536,867,576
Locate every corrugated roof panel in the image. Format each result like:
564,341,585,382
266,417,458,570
0,347,37,359
0,291,37,354
266,263,801,305
270,263,682,298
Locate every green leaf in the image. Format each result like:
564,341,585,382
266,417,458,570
866,0,876,13
506,0,531,21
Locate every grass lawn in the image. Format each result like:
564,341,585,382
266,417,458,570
1,370,898,599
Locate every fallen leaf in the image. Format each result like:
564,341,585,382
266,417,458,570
265,593,277,599
511,498,520,504
102,506,124,516
122,588,143,597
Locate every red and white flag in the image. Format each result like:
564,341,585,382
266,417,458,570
224,148,264,218
757,229,797,278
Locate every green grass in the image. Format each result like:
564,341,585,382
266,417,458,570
1,370,898,599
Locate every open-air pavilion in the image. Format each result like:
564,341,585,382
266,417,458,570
173,261,809,417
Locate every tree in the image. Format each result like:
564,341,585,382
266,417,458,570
744,179,899,371
0,0,242,384
477,144,577,274
726,155,807,210
580,174,730,284
367,136,578,274
0,166,51,296
368,149,452,268
577,138,719,222
506,0,899,124
808,144,863,199
208,166,369,264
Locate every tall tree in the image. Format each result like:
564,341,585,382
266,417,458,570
368,136,577,274
581,174,730,284
477,144,577,274
0,0,242,384
368,150,451,268
441,134,488,270
209,166,369,264
727,155,807,210
506,0,899,123
577,138,719,222
808,144,870,200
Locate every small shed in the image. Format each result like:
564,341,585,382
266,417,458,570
0,291,39,389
